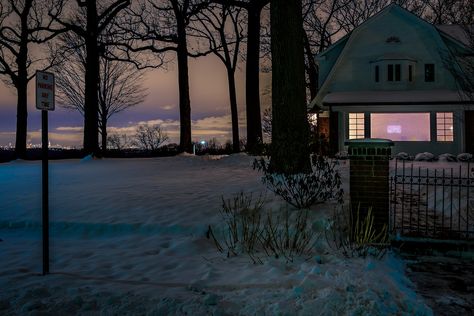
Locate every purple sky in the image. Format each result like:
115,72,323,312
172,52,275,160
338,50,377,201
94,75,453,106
0,55,271,147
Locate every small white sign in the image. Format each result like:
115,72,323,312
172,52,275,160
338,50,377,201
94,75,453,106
36,71,55,111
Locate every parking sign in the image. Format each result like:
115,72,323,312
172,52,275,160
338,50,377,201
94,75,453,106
36,71,55,111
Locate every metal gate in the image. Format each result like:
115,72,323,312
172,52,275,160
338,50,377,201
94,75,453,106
390,160,474,240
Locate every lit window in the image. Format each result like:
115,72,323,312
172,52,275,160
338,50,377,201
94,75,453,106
425,64,435,82
371,113,431,141
436,112,454,142
349,113,365,139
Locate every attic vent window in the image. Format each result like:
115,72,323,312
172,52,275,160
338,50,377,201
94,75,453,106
386,36,401,43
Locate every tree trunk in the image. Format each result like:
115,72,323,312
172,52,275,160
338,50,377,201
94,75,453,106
15,80,28,159
245,6,263,151
176,17,193,153
270,0,310,174
14,0,32,159
100,116,107,153
83,1,100,156
226,66,240,153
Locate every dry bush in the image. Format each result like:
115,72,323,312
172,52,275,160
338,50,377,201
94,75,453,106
325,205,389,259
208,192,320,263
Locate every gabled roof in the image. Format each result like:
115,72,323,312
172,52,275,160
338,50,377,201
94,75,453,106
309,3,472,110
436,25,471,46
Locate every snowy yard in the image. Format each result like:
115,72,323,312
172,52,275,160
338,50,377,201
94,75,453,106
0,154,432,315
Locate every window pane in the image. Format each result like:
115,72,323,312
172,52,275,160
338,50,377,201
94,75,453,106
375,65,379,82
349,113,365,139
425,64,435,82
436,112,454,142
371,113,430,141
388,64,394,81
395,64,401,81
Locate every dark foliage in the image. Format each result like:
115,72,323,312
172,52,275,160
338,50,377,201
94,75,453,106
253,155,344,209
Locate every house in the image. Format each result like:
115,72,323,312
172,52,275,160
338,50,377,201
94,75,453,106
310,3,474,156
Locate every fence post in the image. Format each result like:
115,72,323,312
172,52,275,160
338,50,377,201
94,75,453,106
345,138,394,236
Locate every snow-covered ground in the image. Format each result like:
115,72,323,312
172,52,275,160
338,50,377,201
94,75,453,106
0,154,432,315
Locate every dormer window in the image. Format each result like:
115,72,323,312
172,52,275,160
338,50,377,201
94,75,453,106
387,64,401,82
425,64,435,82
372,55,416,85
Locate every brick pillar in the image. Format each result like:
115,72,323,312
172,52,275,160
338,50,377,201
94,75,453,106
345,139,393,234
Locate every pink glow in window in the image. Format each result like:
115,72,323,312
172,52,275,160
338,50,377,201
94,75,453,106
371,113,431,141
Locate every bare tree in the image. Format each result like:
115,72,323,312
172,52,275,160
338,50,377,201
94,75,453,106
55,31,147,152
442,5,474,101
134,123,169,151
115,0,212,153
193,4,246,152
49,0,131,156
107,133,132,150
421,0,468,24
212,0,270,152
0,0,65,158
302,0,350,99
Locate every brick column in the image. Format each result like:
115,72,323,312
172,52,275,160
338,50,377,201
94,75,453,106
345,139,393,234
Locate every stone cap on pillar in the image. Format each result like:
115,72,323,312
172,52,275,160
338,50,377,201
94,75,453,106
345,138,394,158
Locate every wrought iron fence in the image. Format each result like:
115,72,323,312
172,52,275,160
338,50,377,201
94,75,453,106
390,160,474,240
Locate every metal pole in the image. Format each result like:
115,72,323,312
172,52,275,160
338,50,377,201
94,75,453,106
42,110,49,275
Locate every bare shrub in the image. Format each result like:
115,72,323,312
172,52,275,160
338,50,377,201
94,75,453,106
208,192,320,264
253,155,344,209
107,134,132,150
325,205,389,259
134,124,169,151
261,208,318,262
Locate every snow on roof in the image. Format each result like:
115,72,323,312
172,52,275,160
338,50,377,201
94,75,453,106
436,25,472,46
322,90,469,105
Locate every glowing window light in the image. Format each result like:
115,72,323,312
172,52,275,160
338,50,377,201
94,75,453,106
371,113,430,141
348,113,365,139
436,112,454,142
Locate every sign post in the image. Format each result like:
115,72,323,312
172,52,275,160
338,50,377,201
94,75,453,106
36,71,55,275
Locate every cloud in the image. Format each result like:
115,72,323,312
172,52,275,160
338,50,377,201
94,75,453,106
56,126,83,132
159,104,175,111
0,113,248,147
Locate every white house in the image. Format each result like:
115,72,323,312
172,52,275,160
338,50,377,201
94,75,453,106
311,3,474,156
